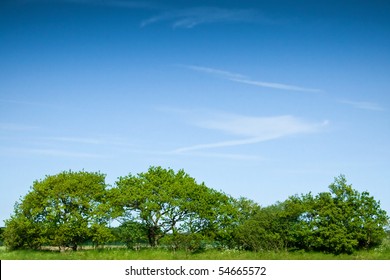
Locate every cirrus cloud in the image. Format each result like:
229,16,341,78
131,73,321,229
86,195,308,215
173,113,328,153
184,65,322,93
141,7,266,28
339,99,385,111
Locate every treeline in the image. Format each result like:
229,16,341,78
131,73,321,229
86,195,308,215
2,167,389,254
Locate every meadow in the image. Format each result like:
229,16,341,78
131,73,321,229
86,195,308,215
1,245,389,260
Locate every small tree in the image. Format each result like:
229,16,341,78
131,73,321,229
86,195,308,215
3,210,43,250
3,170,112,251
114,221,148,249
234,205,284,252
312,175,388,253
90,224,114,249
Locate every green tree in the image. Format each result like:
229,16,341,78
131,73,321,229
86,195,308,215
185,190,239,248
234,175,388,254
286,175,388,254
234,204,284,251
112,166,230,247
90,224,114,248
310,175,388,253
219,197,261,249
280,193,317,250
3,170,112,251
233,193,315,252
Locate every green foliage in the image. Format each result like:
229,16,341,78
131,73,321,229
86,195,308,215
113,221,148,249
3,169,388,256
90,224,114,248
3,212,43,250
233,175,388,255
284,175,388,254
316,176,387,253
113,166,231,247
0,227,4,246
234,206,284,251
3,170,111,251
194,192,240,248
161,232,207,252
233,194,314,252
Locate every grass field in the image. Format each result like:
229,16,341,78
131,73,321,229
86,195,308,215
1,246,389,260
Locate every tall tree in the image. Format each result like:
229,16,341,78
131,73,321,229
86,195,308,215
3,170,111,251
112,166,229,247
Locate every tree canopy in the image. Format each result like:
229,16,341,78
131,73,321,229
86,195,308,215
299,175,388,253
3,170,388,254
111,166,232,247
3,170,111,251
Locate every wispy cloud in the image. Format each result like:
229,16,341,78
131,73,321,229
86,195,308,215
0,129,134,158
43,136,104,145
339,100,385,111
16,0,159,11
22,0,152,7
0,98,53,107
185,65,322,93
100,0,155,9
173,113,328,153
20,2,270,28
0,123,39,131
0,146,106,159
141,7,264,28
230,78,322,92
185,65,246,80
172,151,261,161
25,148,106,159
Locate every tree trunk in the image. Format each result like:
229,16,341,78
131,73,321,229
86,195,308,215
148,226,159,247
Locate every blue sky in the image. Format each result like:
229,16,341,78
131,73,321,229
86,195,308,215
1,0,390,225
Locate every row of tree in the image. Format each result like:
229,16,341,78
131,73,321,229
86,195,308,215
2,167,389,254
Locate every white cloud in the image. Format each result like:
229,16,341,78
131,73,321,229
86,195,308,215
0,123,39,131
230,78,322,93
339,100,384,111
1,147,105,159
28,149,105,158
0,131,134,158
141,7,262,28
185,65,246,80
104,0,155,9
185,65,322,93
0,98,52,107
174,113,327,153
172,151,261,160
44,136,104,145
25,0,151,7
197,115,317,136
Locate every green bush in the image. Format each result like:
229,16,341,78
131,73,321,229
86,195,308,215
161,233,207,253
113,221,148,249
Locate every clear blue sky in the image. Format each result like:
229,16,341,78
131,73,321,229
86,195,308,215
1,0,390,226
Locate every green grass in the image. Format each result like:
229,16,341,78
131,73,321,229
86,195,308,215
1,246,389,260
